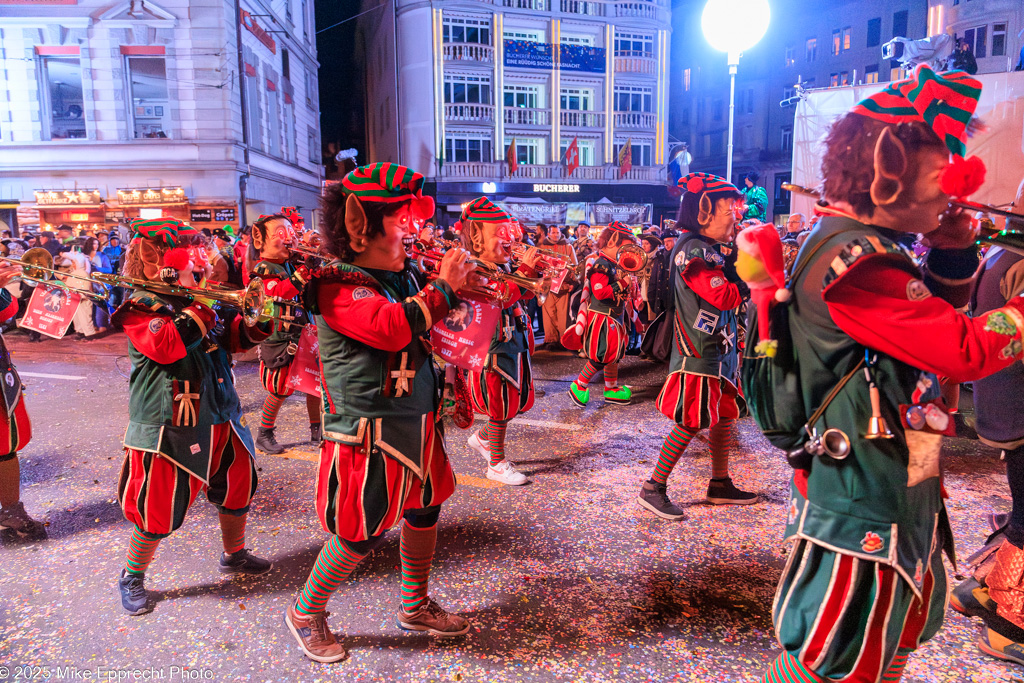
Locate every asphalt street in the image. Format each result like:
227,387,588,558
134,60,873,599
0,331,1018,683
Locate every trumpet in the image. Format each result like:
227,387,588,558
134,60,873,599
782,183,1024,257
410,243,551,305
289,232,327,259
616,243,648,273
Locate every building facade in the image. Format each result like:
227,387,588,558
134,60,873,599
0,0,321,236
928,0,1023,75
358,0,676,226
669,0,927,224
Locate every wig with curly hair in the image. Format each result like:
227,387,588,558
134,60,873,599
596,227,637,250
821,114,946,217
319,183,408,262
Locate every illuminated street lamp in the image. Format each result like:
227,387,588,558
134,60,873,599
701,0,771,181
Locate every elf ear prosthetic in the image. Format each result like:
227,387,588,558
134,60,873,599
870,127,908,207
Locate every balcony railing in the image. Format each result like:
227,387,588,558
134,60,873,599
504,107,552,126
444,103,495,123
443,43,494,63
613,111,657,129
560,0,606,16
614,54,657,75
560,110,605,128
614,1,667,21
439,162,667,184
502,0,550,10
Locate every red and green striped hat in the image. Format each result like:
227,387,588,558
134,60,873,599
461,197,511,224
129,217,183,247
608,221,634,237
851,64,982,157
679,172,740,196
340,162,435,219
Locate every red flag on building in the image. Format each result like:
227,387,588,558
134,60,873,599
564,136,580,177
617,137,632,178
506,137,518,175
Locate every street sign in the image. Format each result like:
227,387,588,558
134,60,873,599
214,208,236,222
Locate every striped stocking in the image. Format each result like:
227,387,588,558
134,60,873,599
399,520,437,613
296,536,367,615
260,394,285,429
576,360,600,387
486,419,508,467
125,526,161,576
651,424,698,485
881,648,911,682
219,512,247,554
603,363,619,390
710,417,736,480
763,652,822,683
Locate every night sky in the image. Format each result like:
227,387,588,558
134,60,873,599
315,2,365,159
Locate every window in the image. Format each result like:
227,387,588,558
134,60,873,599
268,86,281,157
504,29,543,42
444,74,492,104
993,23,1007,57
963,26,988,59
614,139,652,166
505,84,540,109
713,99,723,121
867,17,881,47
614,85,652,112
832,29,841,56
774,173,792,215
284,101,296,162
840,71,849,86
615,31,654,56
504,136,544,165
784,46,795,67
126,57,170,139
560,87,593,110
805,37,817,62
829,73,839,87
864,64,879,84
245,60,263,150
444,17,492,44
561,34,595,46
281,49,290,81
40,56,86,140
893,10,908,38
560,138,596,165
446,133,493,163
683,68,691,91
842,27,851,51
307,126,319,164
781,126,793,152
890,66,905,81
782,86,795,100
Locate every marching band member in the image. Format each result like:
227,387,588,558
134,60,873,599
248,213,321,454
567,221,638,407
761,66,1024,683
285,163,475,663
0,262,45,541
461,197,541,486
639,173,759,521
114,218,273,616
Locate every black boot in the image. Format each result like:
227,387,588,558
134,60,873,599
256,426,285,454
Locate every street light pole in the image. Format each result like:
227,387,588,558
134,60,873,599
726,52,738,182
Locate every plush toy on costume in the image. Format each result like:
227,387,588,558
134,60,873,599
734,223,789,358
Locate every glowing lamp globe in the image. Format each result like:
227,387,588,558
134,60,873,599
701,0,771,57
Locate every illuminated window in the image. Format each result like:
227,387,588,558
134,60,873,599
40,56,86,140
127,57,171,139
559,138,596,165
805,38,817,62
840,71,849,86
683,68,691,91
864,64,879,84
842,27,851,51
615,31,654,57
444,17,491,45
832,29,840,56
830,73,839,87
784,46,795,67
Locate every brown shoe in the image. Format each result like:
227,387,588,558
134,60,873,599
285,601,348,663
396,597,470,636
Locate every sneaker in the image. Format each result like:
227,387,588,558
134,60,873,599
256,427,285,455
637,480,687,521
309,423,322,445
219,548,273,575
486,460,529,486
978,626,1024,666
285,601,348,663
467,430,491,461
706,477,760,505
396,597,470,636
0,501,47,541
118,568,152,616
568,381,590,407
603,385,632,405
951,578,989,618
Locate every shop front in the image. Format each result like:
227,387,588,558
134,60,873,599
114,187,240,236
30,189,106,235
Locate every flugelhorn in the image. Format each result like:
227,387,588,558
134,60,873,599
289,232,327,259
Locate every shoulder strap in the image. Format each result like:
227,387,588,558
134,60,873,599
787,227,864,286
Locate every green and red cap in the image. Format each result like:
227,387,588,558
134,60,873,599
461,197,512,224
340,162,435,220
130,217,183,247
607,221,634,238
678,172,740,196
851,64,982,158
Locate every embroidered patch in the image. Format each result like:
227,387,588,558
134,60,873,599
189,443,201,455
693,310,720,334
702,249,725,267
148,318,166,334
1001,338,1023,360
674,251,687,268
787,497,799,525
593,281,606,292
710,276,725,288
985,310,1018,336
906,279,931,301
352,287,374,301
861,531,884,554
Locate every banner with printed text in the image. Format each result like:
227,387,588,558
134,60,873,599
18,283,82,339
431,296,500,372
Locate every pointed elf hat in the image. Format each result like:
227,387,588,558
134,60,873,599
461,196,511,224
130,217,183,247
852,64,986,196
340,162,435,220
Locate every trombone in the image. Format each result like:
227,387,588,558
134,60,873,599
0,247,112,303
